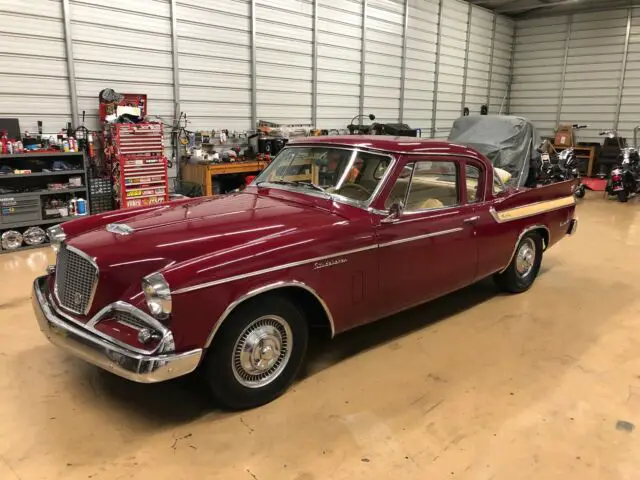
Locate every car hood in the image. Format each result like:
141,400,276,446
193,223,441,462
67,191,346,277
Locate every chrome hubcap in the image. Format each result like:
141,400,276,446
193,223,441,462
515,238,536,277
232,315,292,388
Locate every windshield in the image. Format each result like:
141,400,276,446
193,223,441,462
253,146,392,203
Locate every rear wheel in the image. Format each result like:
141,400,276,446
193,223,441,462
617,189,629,202
494,232,543,294
201,295,308,410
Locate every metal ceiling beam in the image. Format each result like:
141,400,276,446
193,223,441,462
250,0,257,128
359,0,368,119
430,0,443,137
399,0,409,123
61,0,79,128
555,14,572,128
312,0,318,127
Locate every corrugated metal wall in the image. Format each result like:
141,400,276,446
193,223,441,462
511,8,637,144
1,0,515,153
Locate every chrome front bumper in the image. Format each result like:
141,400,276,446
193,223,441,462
32,275,203,383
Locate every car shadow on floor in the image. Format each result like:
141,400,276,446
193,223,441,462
57,276,506,425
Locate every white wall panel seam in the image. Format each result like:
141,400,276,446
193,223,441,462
360,0,367,118
615,8,632,130
555,15,572,128
399,0,409,122
430,0,443,138
461,2,472,114
62,0,79,127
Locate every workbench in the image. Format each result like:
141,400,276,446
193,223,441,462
181,161,268,196
553,145,597,177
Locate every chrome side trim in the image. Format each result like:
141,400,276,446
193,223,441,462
205,280,336,348
173,244,378,295
499,224,550,274
54,243,100,316
489,195,575,223
378,227,463,248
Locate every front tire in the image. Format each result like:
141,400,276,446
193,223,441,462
202,295,309,410
494,232,543,294
575,184,586,198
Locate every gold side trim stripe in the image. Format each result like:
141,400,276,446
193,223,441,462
490,195,575,223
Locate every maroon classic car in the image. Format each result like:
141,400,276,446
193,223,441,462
32,136,578,409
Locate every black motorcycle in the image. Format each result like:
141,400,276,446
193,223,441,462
601,129,640,202
537,138,586,198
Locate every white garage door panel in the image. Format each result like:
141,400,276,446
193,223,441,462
73,44,172,69
0,96,69,115
406,48,437,62
317,95,360,107
0,56,67,77
366,52,402,68
258,77,311,94
1,14,64,37
70,3,170,34
257,21,312,43
368,18,403,36
181,87,250,104
365,75,401,88
318,5,361,25
256,5,311,29
72,24,171,52
179,71,249,89
77,81,173,100
178,40,250,61
318,70,361,85
0,75,68,96
318,31,361,50
317,45,361,63
367,29,403,48
317,82,360,97
257,34,313,55
317,19,361,39
0,34,66,58
176,5,249,31
258,91,311,106
257,64,311,81
180,56,250,75
405,67,436,81
364,96,401,109
177,22,250,45
76,62,173,84
257,49,312,69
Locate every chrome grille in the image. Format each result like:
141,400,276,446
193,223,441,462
113,310,148,330
55,243,98,315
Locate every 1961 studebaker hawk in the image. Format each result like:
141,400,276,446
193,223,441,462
32,136,578,409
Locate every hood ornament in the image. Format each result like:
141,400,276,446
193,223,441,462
106,223,135,236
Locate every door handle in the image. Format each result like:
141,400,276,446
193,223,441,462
463,216,480,224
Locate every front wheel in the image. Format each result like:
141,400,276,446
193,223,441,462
575,184,586,198
494,232,543,294
201,295,309,410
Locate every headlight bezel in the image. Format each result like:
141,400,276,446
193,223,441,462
46,224,66,253
142,273,172,321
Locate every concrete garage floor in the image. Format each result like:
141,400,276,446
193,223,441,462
1,194,640,479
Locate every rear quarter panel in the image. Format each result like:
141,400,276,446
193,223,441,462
475,180,576,278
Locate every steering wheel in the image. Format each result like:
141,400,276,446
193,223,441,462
331,183,372,199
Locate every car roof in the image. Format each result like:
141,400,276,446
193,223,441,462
288,135,490,165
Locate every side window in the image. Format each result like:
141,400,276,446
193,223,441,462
384,163,414,209
405,161,458,211
465,164,481,203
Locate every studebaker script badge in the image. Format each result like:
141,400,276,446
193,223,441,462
106,223,135,236
313,258,347,270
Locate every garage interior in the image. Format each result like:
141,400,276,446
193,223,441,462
2,0,640,478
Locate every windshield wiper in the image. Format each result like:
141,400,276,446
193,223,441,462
256,180,330,197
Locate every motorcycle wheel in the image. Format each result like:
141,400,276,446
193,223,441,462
617,190,628,202
575,185,586,198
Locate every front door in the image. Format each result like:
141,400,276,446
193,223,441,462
374,158,479,316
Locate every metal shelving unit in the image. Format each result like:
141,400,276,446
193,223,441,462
0,152,89,253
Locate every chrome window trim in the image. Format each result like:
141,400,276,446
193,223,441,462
54,243,100,316
252,145,397,212
205,280,335,347
48,295,174,355
499,224,550,273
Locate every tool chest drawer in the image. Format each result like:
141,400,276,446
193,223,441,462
0,195,41,224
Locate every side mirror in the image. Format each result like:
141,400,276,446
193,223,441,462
381,202,403,224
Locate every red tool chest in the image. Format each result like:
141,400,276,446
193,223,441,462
110,123,169,209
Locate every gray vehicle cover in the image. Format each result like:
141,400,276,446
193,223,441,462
448,115,540,187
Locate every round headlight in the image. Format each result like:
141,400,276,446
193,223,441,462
142,273,172,320
46,224,66,253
